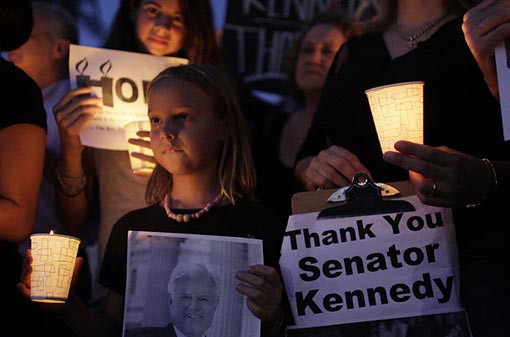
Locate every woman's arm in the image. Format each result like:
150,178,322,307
0,124,45,242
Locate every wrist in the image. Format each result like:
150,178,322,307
61,142,84,162
490,160,508,199
262,307,284,337
482,158,498,195
465,158,499,208
57,162,86,198
60,153,84,175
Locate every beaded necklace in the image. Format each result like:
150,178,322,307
395,12,449,48
163,193,223,223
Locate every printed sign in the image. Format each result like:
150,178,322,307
222,0,336,93
69,44,188,150
280,195,462,328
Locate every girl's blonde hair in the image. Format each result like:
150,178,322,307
145,63,256,205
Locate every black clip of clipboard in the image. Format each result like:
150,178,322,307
317,172,415,220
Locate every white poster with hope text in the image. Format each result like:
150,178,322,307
280,195,462,328
69,44,188,150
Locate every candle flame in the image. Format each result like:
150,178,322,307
100,59,112,77
75,58,88,74
50,230,54,235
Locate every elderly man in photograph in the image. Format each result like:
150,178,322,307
126,261,220,337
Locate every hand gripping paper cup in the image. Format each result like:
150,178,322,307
30,232,81,303
124,120,156,175
365,81,424,153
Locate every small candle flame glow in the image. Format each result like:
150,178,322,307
50,230,54,235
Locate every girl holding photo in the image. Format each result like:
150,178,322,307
20,63,286,337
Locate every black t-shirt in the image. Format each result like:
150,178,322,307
253,108,299,226
0,58,46,130
100,199,286,295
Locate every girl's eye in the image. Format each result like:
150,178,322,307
172,15,183,24
174,113,189,122
143,6,160,18
150,117,161,126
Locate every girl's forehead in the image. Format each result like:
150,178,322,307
139,0,182,11
149,77,214,109
152,76,198,92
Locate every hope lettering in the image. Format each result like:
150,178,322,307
74,58,150,108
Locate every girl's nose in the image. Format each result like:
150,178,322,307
161,122,175,140
156,14,172,30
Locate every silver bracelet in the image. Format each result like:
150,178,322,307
56,163,86,197
482,158,498,191
465,158,498,208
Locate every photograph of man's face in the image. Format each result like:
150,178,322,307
123,232,263,337
169,267,219,337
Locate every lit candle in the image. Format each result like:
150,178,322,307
30,231,80,303
365,81,424,153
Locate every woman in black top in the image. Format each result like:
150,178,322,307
1,0,47,335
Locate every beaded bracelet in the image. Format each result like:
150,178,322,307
465,158,498,208
56,163,86,197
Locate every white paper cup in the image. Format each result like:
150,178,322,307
124,120,155,175
30,233,81,303
365,81,424,153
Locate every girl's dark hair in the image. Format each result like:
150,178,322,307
145,63,255,205
286,10,364,102
0,0,33,52
103,0,221,64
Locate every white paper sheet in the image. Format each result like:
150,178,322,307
280,195,462,328
495,41,510,141
69,45,188,150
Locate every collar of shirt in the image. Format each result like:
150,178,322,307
174,326,206,337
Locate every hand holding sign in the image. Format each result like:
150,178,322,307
53,86,103,156
69,45,188,150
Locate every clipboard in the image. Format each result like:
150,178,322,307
291,173,416,217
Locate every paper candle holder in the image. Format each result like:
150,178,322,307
30,233,80,303
365,81,424,153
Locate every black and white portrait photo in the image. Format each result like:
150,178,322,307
122,231,263,337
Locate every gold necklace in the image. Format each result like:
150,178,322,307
163,193,223,223
395,13,449,48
